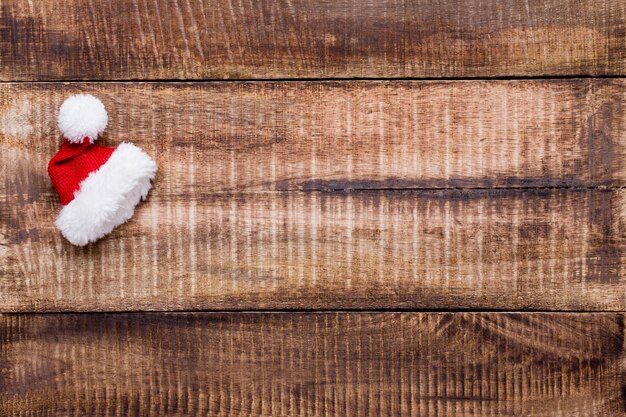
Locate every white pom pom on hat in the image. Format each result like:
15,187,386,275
57,94,108,143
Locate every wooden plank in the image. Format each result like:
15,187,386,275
0,0,624,80
2,189,625,311
1,313,623,416
1,80,626,191
2,81,626,312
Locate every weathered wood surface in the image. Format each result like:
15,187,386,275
1,313,623,416
2,189,625,311
2,80,626,190
1,0,625,80
2,81,626,312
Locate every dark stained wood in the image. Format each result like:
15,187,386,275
2,189,625,311
1,313,624,416
3,1,624,413
1,0,625,80
2,80,626,191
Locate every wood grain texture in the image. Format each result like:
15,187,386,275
2,81,626,312
1,313,624,416
2,189,625,311
2,80,626,191
1,0,625,80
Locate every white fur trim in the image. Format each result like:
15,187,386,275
55,143,157,246
58,94,108,144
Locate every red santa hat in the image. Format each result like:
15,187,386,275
48,94,157,246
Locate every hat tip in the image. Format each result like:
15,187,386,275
58,94,108,144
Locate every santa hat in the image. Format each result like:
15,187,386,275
48,94,157,246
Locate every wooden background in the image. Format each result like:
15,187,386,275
1,1,625,416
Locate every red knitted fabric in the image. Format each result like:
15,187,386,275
48,138,115,205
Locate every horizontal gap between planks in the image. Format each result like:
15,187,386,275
3,309,625,315
3,75,626,84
